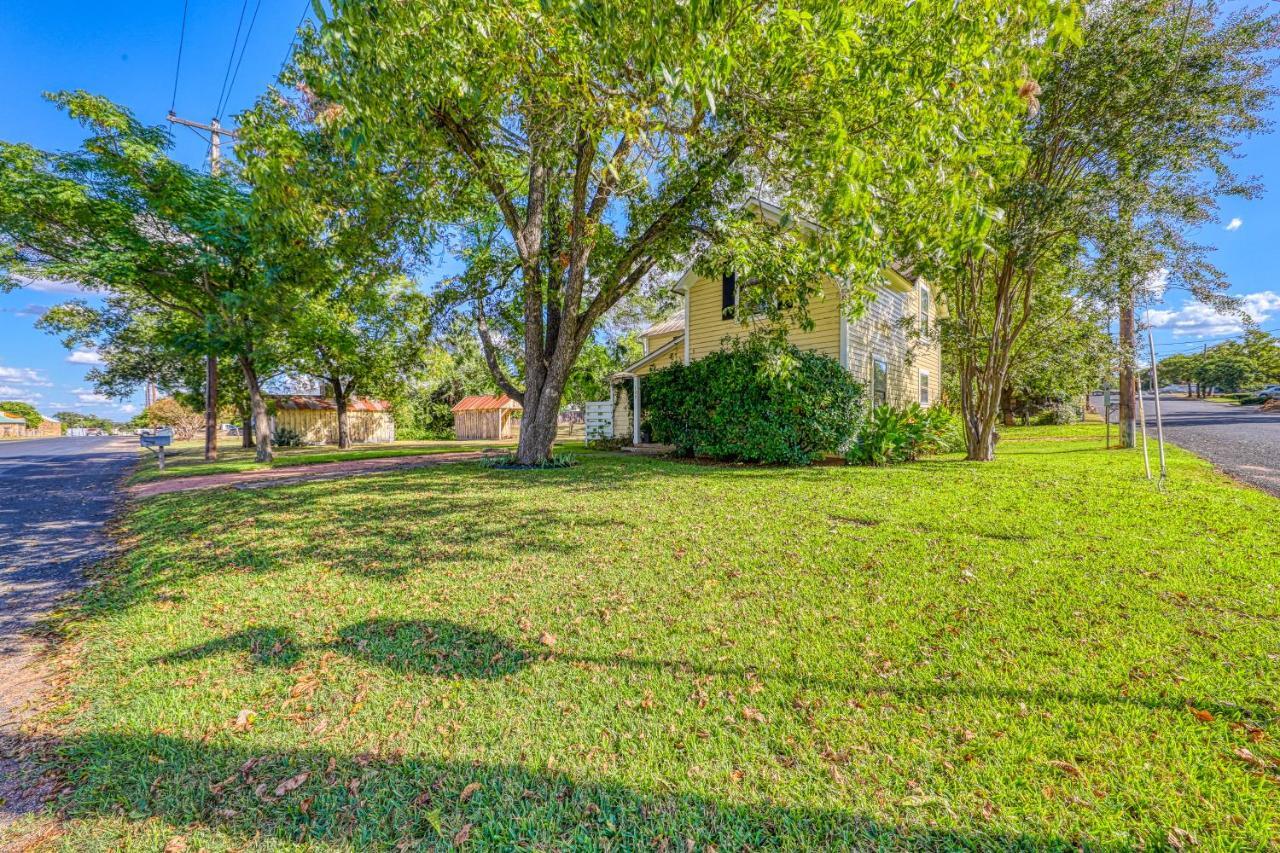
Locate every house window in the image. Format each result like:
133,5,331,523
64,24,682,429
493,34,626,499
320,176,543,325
872,357,888,407
723,271,786,320
919,283,931,332
721,272,737,320
919,370,930,406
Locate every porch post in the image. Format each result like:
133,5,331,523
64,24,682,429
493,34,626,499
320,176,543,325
632,374,642,445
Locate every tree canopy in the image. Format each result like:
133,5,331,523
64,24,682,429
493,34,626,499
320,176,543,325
296,0,1074,462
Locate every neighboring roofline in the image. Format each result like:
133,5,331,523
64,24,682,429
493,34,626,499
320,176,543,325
612,334,684,379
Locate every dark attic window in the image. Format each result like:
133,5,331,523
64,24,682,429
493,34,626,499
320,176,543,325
721,272,736,320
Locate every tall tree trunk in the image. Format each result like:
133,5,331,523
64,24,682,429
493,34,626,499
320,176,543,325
514,360,570,465
1118,294,1136,448
332,376,351,450
238,354,273,462
204,353,219,461
240,402,253,448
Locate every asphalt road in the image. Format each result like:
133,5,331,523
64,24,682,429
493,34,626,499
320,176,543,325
1095,394,1280,497
0,435,135,825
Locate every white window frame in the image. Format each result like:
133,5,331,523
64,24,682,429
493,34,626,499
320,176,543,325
919,369,930,406
871,355,889,407
919,282,931,332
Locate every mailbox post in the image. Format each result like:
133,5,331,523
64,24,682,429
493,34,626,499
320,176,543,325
140,428,173,471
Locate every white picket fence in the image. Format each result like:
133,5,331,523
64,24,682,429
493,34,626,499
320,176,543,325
584,400,613,440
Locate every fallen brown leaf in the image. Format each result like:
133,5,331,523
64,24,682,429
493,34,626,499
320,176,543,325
459,781,481,803
453,823,472,846
539,631,557,648
273,771,310,797
741,706,766,724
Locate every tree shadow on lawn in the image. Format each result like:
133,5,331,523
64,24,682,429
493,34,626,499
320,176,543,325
148,619,1268,720
24,730,1141,850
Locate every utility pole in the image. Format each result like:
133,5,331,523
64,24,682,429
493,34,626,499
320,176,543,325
166,112,236,462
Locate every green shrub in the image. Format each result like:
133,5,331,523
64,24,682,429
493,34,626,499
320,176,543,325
644,337,863,465
1033,401,1083,425
846,403,960,465
271,425,305,448
480,451,578,470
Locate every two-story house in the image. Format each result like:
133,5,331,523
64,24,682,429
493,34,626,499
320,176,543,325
607,201,942,445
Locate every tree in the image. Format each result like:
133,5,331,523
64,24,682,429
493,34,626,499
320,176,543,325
937,2,1278,460
297,0,1072,464
0,400,42,428
139,398,204,440
1156,353,1199,396
0,93,298,461
563,334,644,411
55,411,117,432
283,281,434,448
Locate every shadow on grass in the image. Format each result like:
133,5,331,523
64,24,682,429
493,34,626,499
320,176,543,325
149,620,1267,720
18,731,1141,850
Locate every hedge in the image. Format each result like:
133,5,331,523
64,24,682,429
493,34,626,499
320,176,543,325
643,337,863,465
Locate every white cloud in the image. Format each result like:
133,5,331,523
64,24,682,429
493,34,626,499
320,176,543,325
119,403,138,414
1224,217,1243,232
0,365,52,386
67,349,106,365
14,275,90,295
1147,290,1280,338
1142,268,1169,301
73,390,112,404
0,386,42,400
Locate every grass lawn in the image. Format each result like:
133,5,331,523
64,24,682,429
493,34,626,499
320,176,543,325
129,438,517,485
23,423,1280,849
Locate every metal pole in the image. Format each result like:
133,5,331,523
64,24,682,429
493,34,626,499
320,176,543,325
158,444,165,472
1148,331,1168,486
1137,374,1151,480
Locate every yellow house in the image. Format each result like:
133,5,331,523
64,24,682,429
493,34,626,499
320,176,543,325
610,201,943,444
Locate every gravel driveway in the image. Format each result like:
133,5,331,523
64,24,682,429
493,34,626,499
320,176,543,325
0,435,135,828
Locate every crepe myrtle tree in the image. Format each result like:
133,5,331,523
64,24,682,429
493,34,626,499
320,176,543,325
297,0,1074,464
933,1,1278,460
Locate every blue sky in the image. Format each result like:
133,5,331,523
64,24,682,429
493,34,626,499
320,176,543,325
0,3,1277,419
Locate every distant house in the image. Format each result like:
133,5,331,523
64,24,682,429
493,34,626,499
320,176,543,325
0,412,26,439
451,395,521,440
266,395,396,444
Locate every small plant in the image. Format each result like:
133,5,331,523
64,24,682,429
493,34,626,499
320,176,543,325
272,425,305,448
585,436,628,451
846,404,961,465
480,451,578,470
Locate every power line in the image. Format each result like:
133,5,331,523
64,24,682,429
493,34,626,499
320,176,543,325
214,0,251,118
1151,326,1280,351
217,0,264,118
278,0,312,81
169,0,190,113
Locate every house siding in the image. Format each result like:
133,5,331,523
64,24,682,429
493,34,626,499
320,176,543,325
685,275,842,362
632,341,684,377
682,271,940,407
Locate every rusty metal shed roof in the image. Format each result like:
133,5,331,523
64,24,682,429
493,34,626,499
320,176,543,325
450,394,521,413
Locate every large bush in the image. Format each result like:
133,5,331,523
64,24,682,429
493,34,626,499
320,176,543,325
643,338,862,465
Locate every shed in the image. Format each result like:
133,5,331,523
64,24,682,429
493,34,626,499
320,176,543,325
267,395,396,444
451,394,521,440
0,412,27,439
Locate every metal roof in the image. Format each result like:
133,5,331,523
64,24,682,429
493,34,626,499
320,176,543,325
267,395,392,412
450,394,522,413
640,315,684,338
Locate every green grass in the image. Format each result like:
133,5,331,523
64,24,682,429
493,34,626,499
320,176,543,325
30,423,1280,849
129,439,516,485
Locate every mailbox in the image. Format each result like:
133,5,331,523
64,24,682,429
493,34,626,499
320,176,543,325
140,428,173,448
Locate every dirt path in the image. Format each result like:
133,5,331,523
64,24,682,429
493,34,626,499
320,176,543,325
0,436,135,831
127,451,487,498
